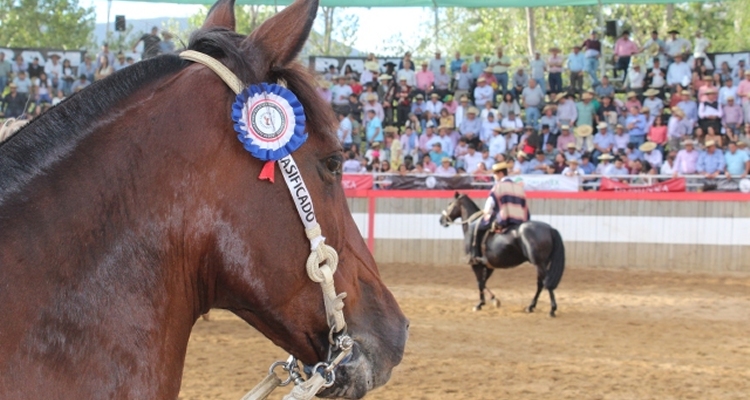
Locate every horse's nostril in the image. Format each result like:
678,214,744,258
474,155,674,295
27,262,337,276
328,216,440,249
405,319,410,330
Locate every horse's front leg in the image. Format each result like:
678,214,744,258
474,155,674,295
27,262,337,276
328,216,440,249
483,269,500,307
471,264,487,311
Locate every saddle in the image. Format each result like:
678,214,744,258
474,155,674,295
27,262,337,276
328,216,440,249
471,222,519,264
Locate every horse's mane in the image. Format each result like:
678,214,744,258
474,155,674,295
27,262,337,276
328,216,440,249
0,27,334,201
0,118,28,143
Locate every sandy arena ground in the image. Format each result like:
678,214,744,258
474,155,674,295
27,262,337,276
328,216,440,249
179,263,750,400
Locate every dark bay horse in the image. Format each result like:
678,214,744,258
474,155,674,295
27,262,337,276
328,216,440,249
439,192,565,317
0,0,407,398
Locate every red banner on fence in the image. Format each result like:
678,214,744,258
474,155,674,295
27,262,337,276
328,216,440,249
342,174,374,190
599,177,686,192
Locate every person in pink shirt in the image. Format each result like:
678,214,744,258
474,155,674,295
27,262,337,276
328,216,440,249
647,114,668,148
697,76,717,103
737,70,750,104
625,91,642,113
415,61,435,94
480,67,498,88
613,30,640,83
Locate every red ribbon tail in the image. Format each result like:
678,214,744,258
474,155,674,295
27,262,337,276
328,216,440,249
258,160,276,183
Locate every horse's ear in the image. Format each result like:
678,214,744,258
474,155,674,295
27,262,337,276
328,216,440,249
202,0,236,31
454,191,460,199
244,0,318,68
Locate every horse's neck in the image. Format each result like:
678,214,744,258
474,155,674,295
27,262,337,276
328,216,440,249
0,79,216,397
460,197,481,235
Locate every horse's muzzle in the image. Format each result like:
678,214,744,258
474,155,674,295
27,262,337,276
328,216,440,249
316,324,408,399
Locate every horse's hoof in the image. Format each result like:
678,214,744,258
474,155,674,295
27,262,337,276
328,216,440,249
492,298,501,308
525,306,535,313
549,311,556,318
472,305,482,312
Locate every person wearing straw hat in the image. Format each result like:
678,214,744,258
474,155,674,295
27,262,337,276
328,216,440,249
625,63,645,98
640,141,663,169
667,107,690,151
556,124,575,153
540,105,559,135
719,77,737,107
455,95,472,127
563,142,582,163
698,87,723,134
697,139,725,178
547,47,564,95
363,92,384,124
643,88,664,121
624,90,642,114
595,153,615,175
435,156,457,177
676,89,698,125
488,126,507,158
673,138,699,175
473,76,494,108
426,92,443,115
513,151,531,174
415,61,435,95
562,158,585,177
665,29,691,63
574,124,594,153
459,106,482,145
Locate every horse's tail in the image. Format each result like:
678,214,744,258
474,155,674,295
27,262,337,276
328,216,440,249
544,228,565,290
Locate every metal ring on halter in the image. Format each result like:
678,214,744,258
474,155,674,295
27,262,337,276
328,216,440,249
269,360,294,387
311,362,336,388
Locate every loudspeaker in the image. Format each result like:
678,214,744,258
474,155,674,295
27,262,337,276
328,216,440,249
605,20,618,38
115,15,126,32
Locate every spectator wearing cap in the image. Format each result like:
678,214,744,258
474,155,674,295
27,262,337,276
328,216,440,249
473,76,494,109
70,74,90,93
697,140,725,178
595,76,615,99
435,157,457,177
556,93,578,129
365,109,382,146
521,78,544,130
562,158,585,177
614,30,639,83
724,141,750,178
592,122,614,161
698,87,722,134
434,65,451,98
529,52,547,94
582,30,602,88
527,151,551,175
642,89,664,122
625,106,648,146
489,46,511,96
673,139,699,175
429,142,450,164
415,61,435,94
566,45,585,95
556,125,575,153
640,141,663,169
465,54,484,83
547,47,564,95
613,124,630,153
1,83,27,118
488,126,507,158
722,96,743,141
719,78,737,106
667,54,691,92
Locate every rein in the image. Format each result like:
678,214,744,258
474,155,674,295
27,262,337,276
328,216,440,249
441,209,483,226
180,50,352,400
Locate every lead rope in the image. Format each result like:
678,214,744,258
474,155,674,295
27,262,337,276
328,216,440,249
179,50,352,400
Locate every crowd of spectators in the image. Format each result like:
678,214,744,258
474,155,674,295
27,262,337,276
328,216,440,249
321,29,750,182
0,27,175,120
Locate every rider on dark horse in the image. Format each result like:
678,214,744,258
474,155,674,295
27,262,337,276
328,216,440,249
471,161,530,264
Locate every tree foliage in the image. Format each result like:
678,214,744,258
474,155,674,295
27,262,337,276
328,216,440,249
0,0,95,49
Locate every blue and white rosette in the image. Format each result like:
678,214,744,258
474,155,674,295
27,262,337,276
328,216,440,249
232,83,307,182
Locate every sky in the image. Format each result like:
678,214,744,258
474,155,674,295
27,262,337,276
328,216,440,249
89,0,431,54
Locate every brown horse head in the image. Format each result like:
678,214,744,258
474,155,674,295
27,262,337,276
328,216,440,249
0,0,405,398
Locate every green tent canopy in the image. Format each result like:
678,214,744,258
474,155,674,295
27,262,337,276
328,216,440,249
115,0,717,7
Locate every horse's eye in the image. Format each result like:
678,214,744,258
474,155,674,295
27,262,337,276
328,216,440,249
326,156,342,174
